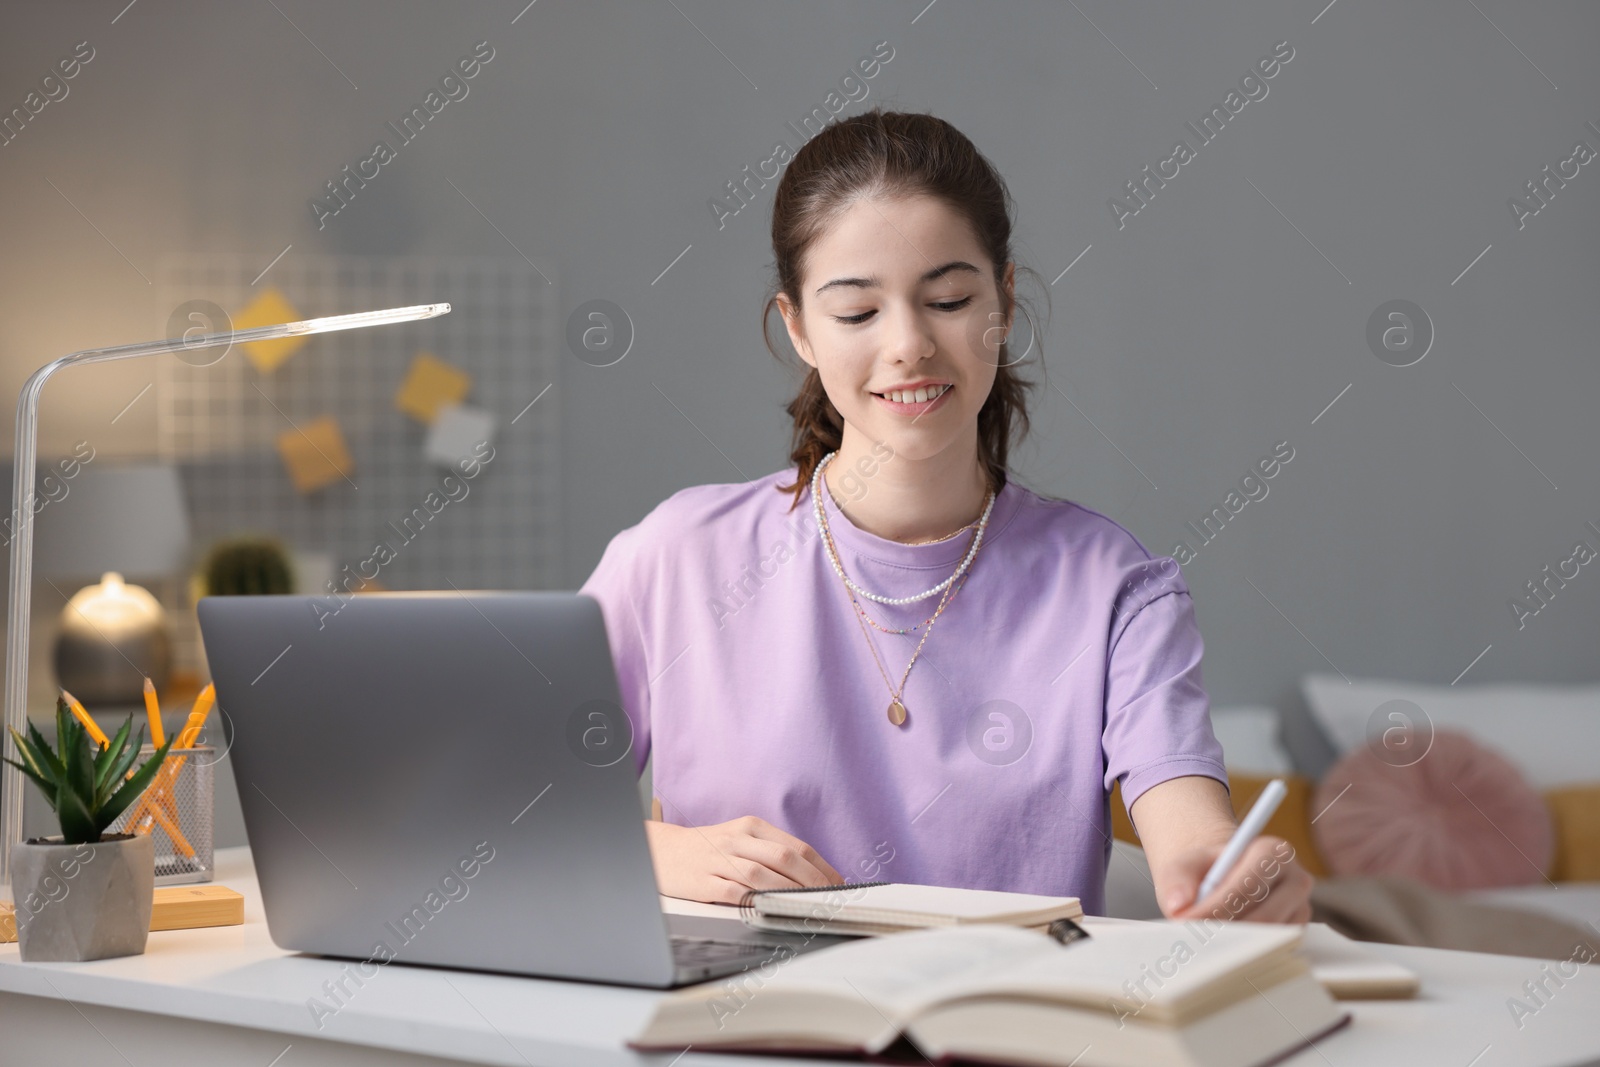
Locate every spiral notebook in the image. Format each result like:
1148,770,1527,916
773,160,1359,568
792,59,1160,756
739,880,1084,936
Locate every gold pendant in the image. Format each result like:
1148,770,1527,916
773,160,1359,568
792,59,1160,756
887,700,908,727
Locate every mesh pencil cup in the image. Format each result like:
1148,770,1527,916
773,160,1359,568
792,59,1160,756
109,743,215,884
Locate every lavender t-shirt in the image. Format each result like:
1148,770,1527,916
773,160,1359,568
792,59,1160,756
578,468,1226,915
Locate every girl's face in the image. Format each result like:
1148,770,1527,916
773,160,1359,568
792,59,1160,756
780,194,1014,467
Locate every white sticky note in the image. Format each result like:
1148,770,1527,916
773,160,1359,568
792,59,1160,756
424,403,496,468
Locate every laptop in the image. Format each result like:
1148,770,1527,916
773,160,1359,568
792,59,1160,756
197,591,852,988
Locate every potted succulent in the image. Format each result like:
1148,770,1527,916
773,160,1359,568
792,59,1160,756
4,696,173,961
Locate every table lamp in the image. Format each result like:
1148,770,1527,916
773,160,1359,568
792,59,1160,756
35,463,191,705
1,302,451,889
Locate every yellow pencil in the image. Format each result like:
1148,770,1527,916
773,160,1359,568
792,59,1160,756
60,690,110,749
126,773,168,833
126,680,177,830
142,677,166,749
125,681,218,835
140,791,196,858
127,756,181,832
179,684,215,747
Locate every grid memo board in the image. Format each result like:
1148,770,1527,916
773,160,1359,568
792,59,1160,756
155,253,562,669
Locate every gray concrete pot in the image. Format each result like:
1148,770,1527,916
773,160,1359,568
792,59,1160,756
10,832,154,962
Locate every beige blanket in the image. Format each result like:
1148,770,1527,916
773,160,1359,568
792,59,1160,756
1312,876,1599,960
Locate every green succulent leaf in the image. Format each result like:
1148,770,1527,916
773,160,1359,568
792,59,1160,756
8,726,55,787
94,716,135,796
8,724,65,816
3,755,56,807
98,736,174,834
55,775,98,844
24,719,64,783
55,699,85,764
53,698,70,749
96,725,146,809
64,717,96,809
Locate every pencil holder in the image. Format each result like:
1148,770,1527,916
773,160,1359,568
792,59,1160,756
108,744,215,885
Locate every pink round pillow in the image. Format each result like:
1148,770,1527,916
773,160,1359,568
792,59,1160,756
1312,728,1553,890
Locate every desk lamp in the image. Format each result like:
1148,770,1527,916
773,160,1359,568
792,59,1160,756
1,302,451,889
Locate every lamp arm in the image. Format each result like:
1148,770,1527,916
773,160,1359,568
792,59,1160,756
0,303,448,888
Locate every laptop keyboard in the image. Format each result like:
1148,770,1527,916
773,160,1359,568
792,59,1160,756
670,935,787,966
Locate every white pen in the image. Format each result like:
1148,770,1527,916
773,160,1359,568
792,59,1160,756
1196,778,1288,903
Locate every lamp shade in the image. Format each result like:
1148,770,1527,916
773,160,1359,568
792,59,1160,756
33,463,191,580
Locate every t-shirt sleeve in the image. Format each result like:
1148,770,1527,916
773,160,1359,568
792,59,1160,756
577,528,653,777
1101,586,1228,813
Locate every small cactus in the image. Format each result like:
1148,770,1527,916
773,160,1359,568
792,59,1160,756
202,536,294,596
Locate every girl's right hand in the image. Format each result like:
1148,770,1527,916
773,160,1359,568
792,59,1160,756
644,815,844,905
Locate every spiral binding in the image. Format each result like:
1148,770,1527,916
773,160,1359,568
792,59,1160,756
737,880,892,927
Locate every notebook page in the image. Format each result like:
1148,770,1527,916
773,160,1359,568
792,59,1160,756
1298,922,1419,998
757,883,1079,923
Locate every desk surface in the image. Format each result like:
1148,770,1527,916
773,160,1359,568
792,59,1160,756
3,847,1600,1067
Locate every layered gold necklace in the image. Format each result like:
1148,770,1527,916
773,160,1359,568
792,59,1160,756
811,452,995,727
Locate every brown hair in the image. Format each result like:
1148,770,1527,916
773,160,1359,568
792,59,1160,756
762,107,1045,511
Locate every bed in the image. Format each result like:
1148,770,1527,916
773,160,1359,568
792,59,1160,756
1105,675,1600,959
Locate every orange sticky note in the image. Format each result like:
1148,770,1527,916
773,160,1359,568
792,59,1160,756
394,353,471,424
235,287,308,374
275,415,354,493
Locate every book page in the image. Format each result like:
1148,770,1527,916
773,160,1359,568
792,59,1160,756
743,925,1057,1021
929,920,1301,1018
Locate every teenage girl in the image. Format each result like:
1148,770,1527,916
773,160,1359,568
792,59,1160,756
581,108,1313,923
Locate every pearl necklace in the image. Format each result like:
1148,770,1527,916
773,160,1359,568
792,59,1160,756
814,471,987,727
811,451,996,606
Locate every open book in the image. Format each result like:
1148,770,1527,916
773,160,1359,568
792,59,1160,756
742,881,1083,936
631,922,1348,1067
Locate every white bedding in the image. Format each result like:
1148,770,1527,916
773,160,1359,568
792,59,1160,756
1465,883,1600,934
1108,837,1600,941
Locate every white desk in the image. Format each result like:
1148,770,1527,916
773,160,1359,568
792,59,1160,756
3,847,1599,1067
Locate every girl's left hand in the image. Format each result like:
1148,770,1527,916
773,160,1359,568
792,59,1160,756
1150,833,1314,924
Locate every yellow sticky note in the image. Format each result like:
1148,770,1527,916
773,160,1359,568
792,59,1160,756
276,415,354,494
235,287,308,374
395,352,471,424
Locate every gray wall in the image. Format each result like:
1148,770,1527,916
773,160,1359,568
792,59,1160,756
1,0,1597,792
